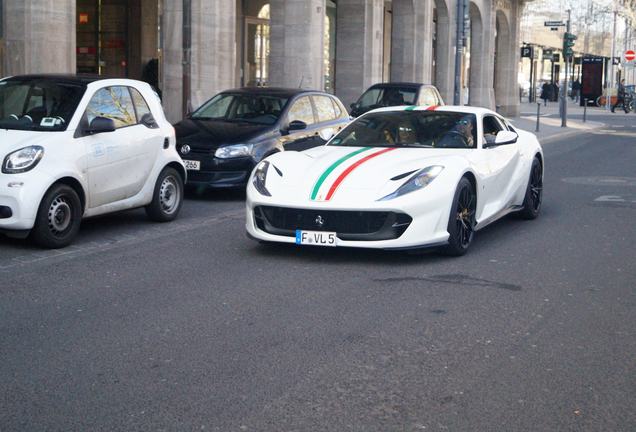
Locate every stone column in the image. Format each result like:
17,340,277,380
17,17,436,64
391,0,435,84
494,3,521,116
334,0,384,107
162,0,237,123
269,0,325,90
434,0,455,103
468,0,495,109
2,0,75,76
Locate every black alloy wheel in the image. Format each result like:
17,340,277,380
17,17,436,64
443,177,476,256
519,157,543,220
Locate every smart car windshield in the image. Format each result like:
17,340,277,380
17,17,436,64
329,111,478,149
356,87,418,110
0,79,86,131
191,93,289,125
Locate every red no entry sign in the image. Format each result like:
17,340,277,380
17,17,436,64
626,50,636,62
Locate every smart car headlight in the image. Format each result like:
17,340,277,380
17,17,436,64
2,146,44,174
252,160,271,196
378,165,444,201
215,144,253,159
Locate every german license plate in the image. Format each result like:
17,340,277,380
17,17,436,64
295,230,337,247
183,160,200,171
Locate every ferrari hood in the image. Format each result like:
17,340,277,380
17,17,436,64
266,145,467,203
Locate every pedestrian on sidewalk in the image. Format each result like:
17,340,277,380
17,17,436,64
550,81,559,102
611,79,628,113
541,81,550,106
572,79,581,102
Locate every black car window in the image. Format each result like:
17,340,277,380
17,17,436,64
313,95,337,122
85,86,137,129
483,115,505,144
191,93,287,125
129,87,152,120
329,111,477,149
288,96,315,125
0,79,85,131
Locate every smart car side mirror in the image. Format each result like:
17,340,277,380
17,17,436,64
86,117,116,134
350,102,359,110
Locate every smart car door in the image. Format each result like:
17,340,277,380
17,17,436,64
79,86,143,208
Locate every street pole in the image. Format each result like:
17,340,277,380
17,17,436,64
562,10,571,127
453,0,465,105
607,9,617,111
182,0,192,118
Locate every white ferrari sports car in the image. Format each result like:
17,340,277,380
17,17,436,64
246,105,543,255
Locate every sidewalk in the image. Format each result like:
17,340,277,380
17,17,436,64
509,100,605,143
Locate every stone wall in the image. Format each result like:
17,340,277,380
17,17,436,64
3,0,75,76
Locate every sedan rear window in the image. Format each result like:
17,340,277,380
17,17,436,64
357,87,418,110
191,93,288,125
329,111,477,149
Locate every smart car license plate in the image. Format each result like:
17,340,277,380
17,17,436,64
295,230,337,247
183,160,200,171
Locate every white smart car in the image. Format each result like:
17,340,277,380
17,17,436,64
0,75,186,248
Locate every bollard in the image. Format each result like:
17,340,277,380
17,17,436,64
536,103,541,132
583,99,588,122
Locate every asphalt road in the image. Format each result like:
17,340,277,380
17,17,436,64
2,112,635,431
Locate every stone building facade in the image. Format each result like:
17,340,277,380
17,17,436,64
1,0,525,122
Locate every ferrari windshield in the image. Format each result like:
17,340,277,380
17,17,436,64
329,111,478,149
191,93,289,125
0,79,86,131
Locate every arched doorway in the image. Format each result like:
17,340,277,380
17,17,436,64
242,1,270,87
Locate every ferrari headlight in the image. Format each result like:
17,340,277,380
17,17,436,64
379,165,444,201
215,144,253,159
252,160,271,196
2,146,45,174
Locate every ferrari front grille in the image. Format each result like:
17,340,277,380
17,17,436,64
253,206,412,241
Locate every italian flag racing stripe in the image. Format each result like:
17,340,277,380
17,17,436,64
426,105,439,111
324,147,398,201
310,147,373,200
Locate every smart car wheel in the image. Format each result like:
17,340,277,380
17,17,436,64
146,167,184,222
442,177,476,256
31,184,82,249
518,157,543,220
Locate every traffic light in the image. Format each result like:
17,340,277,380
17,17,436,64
563,32,577,58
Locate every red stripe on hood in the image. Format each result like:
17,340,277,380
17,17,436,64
324,148,397,201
